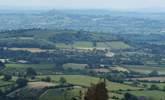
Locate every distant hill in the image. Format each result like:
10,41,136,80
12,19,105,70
0,9,165,34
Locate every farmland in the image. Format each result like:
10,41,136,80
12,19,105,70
129,90,165,100
55,41,131,50
0,9,165,100
37,75,140,91
1,63,55,75
124,65,165,74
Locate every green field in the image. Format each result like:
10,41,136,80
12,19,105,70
97,41,131,49
63,63,87,70
129,90,165,100
1,63,55,75
55,41,131,50
40,88,83,100
124,65,165,74
38,75,140,91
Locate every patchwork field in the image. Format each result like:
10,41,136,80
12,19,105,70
40,87,84,100
37,75,140,91
124,65,165,74
55,41,131,50
129,90,165,100
63,63,87,70
132,77,165,82
1,63,55,75
8,48,44,53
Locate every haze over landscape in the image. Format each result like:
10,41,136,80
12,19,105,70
1,0,165,12
1,0,165,100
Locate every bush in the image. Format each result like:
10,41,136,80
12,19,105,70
26,67,37,77
3,74,12,81
41,76,51,82
16,78,28,88
123,93,138,100
59,77,67,85
149,84,159,90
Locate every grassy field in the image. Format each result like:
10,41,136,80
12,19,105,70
8,48,44,53
63,63,87,70
37,75,140,91
0,77,17,91
40,87,83,100
129,90,165,100
55,41,131,50
125,81,165,89
55,43,72,49
97,41,131,49
124,65,165,74
73,41,93,49
2,63,55,75
132,77,165,82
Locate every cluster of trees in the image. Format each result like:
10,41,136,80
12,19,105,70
50,31,93,43
84,81,108,100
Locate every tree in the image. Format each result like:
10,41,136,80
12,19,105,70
26,67,37,77
149,84,159,90
16,78,28,88
59,77,67,85
123,93,138,100
3,74,12,81
149,70,159,77
41,76,51,82
0,61,5,69
0,90,6,100
84,82,108,100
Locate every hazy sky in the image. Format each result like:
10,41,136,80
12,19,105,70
1,0,165,10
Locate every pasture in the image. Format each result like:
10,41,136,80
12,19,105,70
124,65,165,74
129,90,165,100
55,41,131,50
63,63,87,70
2,63,55,75
37,75,140,91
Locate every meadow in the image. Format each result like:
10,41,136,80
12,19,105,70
63,63,87,70
129,90,165,100
37,75,140,91
55,41,131,50
124,65,165,74
1,63,55,75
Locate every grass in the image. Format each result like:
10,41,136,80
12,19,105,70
55,41,131,50
97,41,131,49
39,88,83,100
37,75,140,91
129,90,165,100
73,41,93,49
125,81,165,89
63,63,87,70
55,43,72,48
2,63,55,75
124,65,165,74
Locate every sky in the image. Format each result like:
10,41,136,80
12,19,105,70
1,0,165,11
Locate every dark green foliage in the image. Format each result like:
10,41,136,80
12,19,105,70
41,76,51,82
0,90,6,100
3,74,12,81
149,70,159,77
50,31,93,43
123,93,138,100
84,82,108,100
26,67,37,77
16,78,28,88
149,84,159,90
0,61,5,69
59,77,67,85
